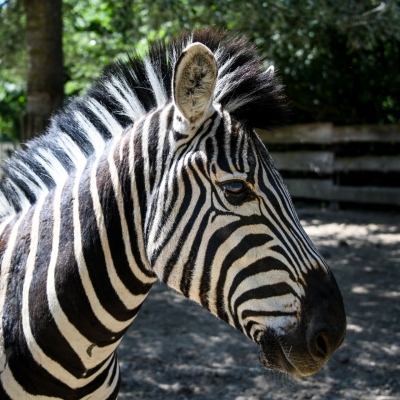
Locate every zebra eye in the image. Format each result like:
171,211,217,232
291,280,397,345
221,180,246,194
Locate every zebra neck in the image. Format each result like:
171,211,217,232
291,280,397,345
68,128,157,339
0,129,157,392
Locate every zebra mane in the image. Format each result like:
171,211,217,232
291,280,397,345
0,28,287,218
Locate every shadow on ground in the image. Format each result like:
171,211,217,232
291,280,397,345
118,207,400,400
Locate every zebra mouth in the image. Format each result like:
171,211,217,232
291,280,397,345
259,330,298,376
259,329,325,377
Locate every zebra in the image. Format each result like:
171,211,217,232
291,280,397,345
0,28,346,399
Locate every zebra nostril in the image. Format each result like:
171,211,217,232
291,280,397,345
314,333,329,358
312,332,330,360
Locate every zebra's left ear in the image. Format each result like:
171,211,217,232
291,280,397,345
173,42,217,127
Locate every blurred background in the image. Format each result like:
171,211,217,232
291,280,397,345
1,1,400,136
0,1,399,399
0,0,400,207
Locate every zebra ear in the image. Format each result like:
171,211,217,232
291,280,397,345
173,42,217,126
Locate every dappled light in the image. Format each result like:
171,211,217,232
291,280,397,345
118,206,399,399
0,2,398,399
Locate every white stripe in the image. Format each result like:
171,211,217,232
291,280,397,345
188,213,240,305
156,158,210,285
1,365,62,399
107,137,156,286
74,112,105,157
47,181,122,370
268,165,328,271
73,158,134,333
258,172,313,275
34,148,68,188
128,122,153,274
55,132,87,169
141,115,152,197
0,191,13,218
0,354,115,399
249,315,295,340
262,161,319,271
90,146,140,310
153,104,173,186
86,99,123,138
22,197,116,388
81,355,119,400
222,246,304,327
236,295,298,332
8,163,44,198
235,127,244,171
106,77,145,120
146,154,184,254
207,228,303,318
230,270,301,309
0,215,21,372
144,58,167,106
222,110,235,171
147,115,216,250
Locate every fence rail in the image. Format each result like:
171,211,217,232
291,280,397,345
257,123,400,144
256,124,400,206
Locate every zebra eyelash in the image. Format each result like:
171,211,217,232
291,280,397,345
218,179,256,206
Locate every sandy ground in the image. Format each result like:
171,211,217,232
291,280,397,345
117,206,400,400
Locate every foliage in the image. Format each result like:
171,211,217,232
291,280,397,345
0,0,26,140
1,0,400,139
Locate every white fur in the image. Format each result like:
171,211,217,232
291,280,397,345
144,58,167,106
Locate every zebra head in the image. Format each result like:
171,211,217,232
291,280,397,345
144,37,346,377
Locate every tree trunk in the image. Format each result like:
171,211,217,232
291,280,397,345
22,0,63,142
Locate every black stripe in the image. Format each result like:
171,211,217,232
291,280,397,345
162,163,209,283
78,158,136,321
30,191,86,377
132,119,147,230
57,175,122,345
2,209,35,353
98,146,152,296
241,309,297,319
214,233,274,325
7,344,116,398
256,140,314,272
215,120,232,173
199,220,270,311
117,136,156,279
233,283,298,321
256,193,304,279
105,356,120,399
179,211,212,296
147,111,161,190
227,259,298,329
243,320,258,339
227,256,298,310
0,380,12,399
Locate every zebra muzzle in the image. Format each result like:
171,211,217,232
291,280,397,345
258,268,346,377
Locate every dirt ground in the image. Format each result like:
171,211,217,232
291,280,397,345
117,205,400,400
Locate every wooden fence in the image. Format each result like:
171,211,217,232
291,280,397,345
256,123,400,206
1,125,399,206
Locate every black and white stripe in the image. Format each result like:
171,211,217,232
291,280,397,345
0,28,345,399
